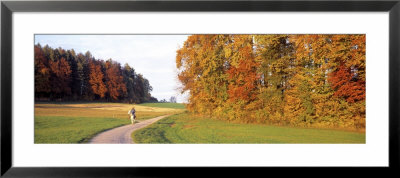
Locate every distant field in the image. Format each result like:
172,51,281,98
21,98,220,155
139,103,185,109
132,113,366,144
35,102,184,143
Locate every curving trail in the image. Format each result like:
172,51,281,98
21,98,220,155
89,115,169,144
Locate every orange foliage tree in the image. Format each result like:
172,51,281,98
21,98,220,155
104,60,127,101
88,59,107,99
176,34,366,129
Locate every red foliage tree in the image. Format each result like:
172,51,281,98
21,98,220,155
227,35,259,103
328,63,365,103
89,59,107,98
104,60,127,100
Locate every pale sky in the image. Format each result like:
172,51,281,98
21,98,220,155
35,35,189,103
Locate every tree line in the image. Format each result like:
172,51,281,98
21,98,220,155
35,44,157,103
176,35,365,129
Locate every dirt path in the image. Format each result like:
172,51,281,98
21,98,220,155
89,115,170,144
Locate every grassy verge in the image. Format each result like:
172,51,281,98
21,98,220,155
35,116,128,143
34,102,183,143
132,113,366,144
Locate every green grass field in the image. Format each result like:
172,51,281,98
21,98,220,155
139,102,185,109
35,102,365,144
35,116,129,143
34,102,184,143
132,113,366,144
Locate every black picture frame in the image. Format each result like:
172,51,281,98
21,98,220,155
1,0,399,177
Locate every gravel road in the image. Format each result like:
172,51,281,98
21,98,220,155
89,115,169,144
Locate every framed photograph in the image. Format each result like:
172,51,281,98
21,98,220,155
1,0,399,177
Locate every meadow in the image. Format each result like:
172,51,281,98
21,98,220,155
132,112,366,144
35,102,365,144
139,102,186,109
34,102,184,143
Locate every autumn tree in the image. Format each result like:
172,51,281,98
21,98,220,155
34,44,155,103
223,35,260,122
176,35,232,115
253,35,293,123
176,35,212,114
104,59,127,101
48,57,72,98
328,35,366,103
176,34,366,129
34,44,51,98
88,59,107,99
122,63,138,103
